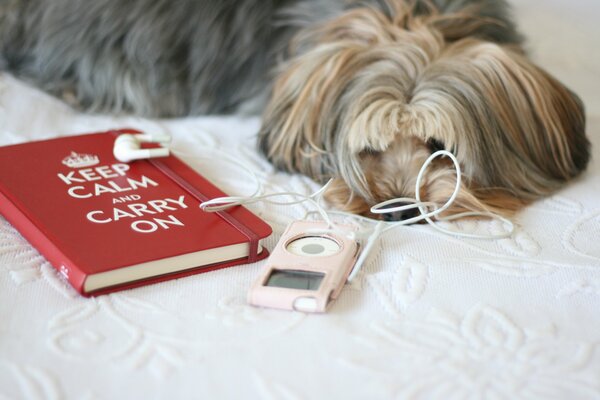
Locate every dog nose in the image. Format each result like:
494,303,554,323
380,202,420,222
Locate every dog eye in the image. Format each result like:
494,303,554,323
427,138,445,153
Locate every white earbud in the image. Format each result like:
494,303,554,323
113,133,171,162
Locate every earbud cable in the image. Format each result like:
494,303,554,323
183,145,514,281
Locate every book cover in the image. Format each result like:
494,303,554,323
0,129,272,296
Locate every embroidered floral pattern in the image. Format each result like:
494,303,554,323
563,209,600,261
0,362,62,400
343,305,600,399
47,294,305,379
367,256,429,317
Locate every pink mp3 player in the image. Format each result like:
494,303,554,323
248,220,360,313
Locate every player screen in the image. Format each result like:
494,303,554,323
265,270,324,291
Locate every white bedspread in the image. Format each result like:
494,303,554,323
1,1,599,398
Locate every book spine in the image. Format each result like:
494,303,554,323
0,188,86,294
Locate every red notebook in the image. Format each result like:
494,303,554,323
0,129,272,296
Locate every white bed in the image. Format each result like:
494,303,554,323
1,0,599,398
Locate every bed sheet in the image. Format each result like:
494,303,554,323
1,1,599,398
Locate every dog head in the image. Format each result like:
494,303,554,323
258,1,590,220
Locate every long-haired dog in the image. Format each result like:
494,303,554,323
0,0,590,221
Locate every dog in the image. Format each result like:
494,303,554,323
0,0,590,221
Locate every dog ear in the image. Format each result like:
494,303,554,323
257,43,394,200
412,39,590,199
481,42,589,193
257,45,341,177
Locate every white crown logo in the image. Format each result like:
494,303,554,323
62,151,100,168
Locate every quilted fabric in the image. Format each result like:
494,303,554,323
1,0,599,398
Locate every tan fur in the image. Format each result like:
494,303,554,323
259,0,589,220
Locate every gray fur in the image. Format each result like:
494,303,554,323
0,0,521,117
0,0,302,115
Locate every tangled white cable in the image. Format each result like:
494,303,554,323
344,150,514,281
200,150,513,235
370,150,514,239
198,148,514,281
200,173,337,230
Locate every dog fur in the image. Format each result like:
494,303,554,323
0,0,590,220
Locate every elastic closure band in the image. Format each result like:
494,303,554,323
148,158,260,263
